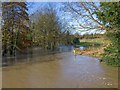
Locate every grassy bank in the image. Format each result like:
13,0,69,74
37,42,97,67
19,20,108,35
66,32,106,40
76,37,111,59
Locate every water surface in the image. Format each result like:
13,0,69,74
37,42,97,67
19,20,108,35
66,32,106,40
2,52,118,88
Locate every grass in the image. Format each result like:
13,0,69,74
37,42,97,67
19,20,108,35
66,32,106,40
79,41,102,47
76,37,111,59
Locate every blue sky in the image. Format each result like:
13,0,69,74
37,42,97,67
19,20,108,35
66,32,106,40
27,2,81,34
27,2,105,35
28,2,47,15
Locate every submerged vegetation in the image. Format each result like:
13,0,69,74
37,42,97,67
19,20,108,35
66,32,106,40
1,2,119,67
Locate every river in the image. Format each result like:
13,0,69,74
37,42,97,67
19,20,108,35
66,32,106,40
1,48,118,88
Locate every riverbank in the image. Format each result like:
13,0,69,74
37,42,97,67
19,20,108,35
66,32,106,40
77,37,111,59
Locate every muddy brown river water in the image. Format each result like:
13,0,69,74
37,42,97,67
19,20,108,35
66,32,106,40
1,52,118,88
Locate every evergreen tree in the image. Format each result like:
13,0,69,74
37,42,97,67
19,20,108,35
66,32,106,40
96,2,120,66
2,2,31,56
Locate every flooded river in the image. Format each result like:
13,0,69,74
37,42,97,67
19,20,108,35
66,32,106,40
2,51,118,88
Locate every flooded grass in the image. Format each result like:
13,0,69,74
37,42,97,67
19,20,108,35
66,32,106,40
1,40,118,88
2,46,73,67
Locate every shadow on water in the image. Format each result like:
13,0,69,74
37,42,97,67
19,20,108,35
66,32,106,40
2,45,74,66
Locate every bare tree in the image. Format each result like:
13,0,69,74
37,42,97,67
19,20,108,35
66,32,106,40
63,2,109,33
31,5,62,50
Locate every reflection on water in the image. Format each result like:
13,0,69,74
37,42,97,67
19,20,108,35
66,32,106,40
74,56,76,62
2,52,118,88
79,46,86,50
2,45,74,66
2,45,86,66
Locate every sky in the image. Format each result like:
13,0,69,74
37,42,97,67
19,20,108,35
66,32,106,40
1,0,119,2
0,1,106,35
28,2,105,35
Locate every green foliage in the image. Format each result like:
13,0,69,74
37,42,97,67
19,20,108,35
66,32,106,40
64,31,73,45
73,37,80,45
27,33,32,41
80,34,105,39
102,43,120,67
79,42,101,48
102,32,120,66
96,2,120,29
96,2,120,66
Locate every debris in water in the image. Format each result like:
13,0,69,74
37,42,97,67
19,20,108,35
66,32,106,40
103,77,106,80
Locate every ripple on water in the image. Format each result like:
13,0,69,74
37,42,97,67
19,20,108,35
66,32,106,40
2,52,118,88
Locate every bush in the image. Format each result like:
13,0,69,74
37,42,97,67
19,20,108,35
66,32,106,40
73,37,80,45
101,31,120,67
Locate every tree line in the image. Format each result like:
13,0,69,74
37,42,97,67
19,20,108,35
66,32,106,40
78,34,105,39
1,2,74,57
1,2,119,66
